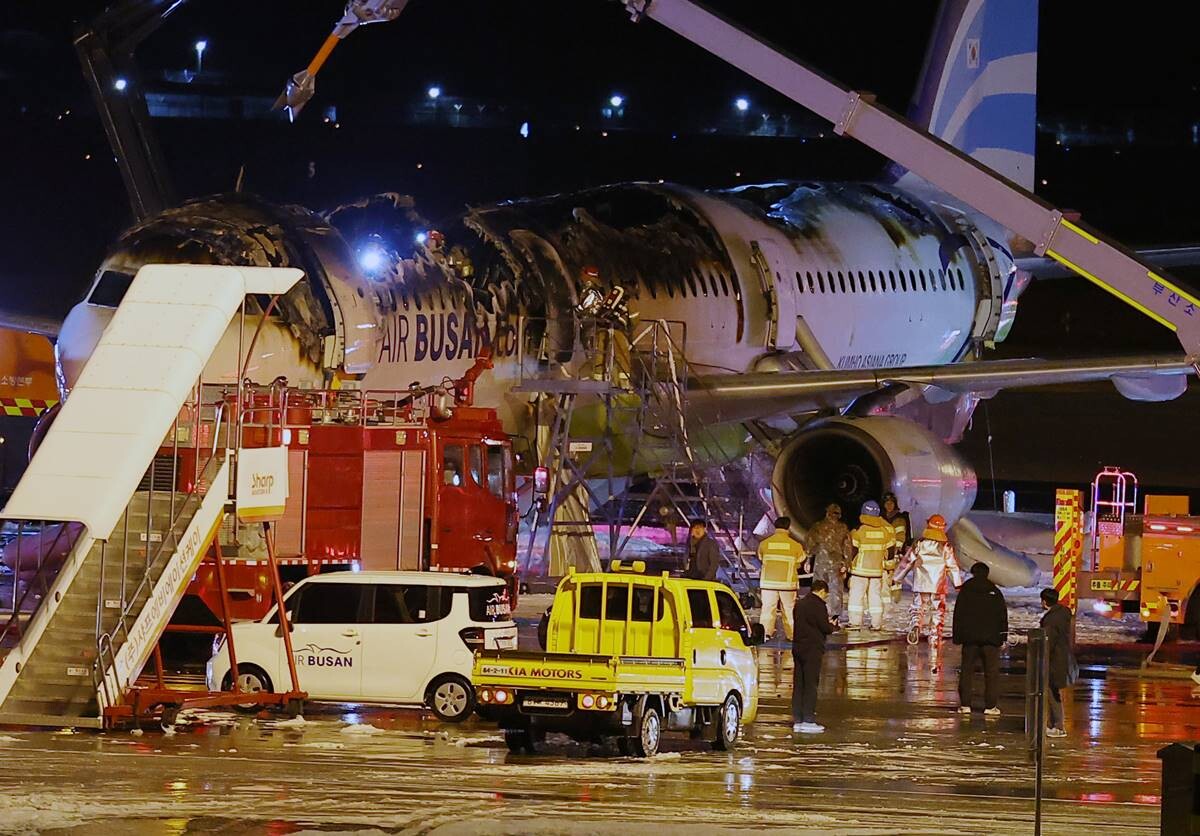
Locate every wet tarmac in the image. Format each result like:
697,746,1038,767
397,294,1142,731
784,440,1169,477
0,593,1192,835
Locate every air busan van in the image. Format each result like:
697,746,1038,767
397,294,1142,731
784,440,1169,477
206,572,517,721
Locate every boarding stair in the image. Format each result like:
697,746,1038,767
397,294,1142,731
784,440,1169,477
0,264,300,727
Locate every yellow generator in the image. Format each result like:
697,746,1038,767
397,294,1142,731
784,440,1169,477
1076,467,1200,627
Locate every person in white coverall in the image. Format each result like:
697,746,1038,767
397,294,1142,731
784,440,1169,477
892,514,963,670
756,516,808,641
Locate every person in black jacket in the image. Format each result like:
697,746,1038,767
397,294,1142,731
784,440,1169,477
1040,588,1073,738
685,520,721,582
792,579,837,734
951,562,1008,715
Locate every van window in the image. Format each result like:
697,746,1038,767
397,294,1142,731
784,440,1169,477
579,584,603,619
373,584,440,624
467,585,512,622
687,588,713,628
293,584,362,624
715,590,748,632
486,445,506,498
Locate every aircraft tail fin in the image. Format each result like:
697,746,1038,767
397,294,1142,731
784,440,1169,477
896,0,1039,191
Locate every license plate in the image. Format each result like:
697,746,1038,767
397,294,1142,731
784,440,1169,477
522,696,570,710
1091,579,1114,591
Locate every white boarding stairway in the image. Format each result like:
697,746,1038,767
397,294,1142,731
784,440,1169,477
0,264,300,726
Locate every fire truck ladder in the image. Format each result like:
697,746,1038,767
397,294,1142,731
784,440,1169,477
623,0,1200,361
0,264,301,727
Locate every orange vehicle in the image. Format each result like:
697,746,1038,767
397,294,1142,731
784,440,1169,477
1076,467,1200,629
159,355,519,623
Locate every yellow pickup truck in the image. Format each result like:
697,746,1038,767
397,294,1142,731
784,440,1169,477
473,561,764,757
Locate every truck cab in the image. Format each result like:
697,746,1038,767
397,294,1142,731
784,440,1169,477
473,561,764,757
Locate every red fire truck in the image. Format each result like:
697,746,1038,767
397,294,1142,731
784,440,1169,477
171,354,518,622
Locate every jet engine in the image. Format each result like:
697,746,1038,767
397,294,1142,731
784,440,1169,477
771,416,977,531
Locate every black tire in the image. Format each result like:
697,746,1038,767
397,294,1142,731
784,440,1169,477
712,694,741,751
426,674,475,723
630,704,662,758
504,728,536,754
222,665,273,713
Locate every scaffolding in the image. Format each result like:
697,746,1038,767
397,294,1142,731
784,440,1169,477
515,316,764,600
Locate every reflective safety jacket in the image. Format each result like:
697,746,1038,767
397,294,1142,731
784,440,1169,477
849,515,896,578
757,530,807,590
894,537,963,594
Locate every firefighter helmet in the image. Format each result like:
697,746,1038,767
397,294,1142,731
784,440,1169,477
861,500,880,517
927,514,947,531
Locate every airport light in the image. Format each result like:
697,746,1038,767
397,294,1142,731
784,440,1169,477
427,86,441,100
415,231,428,245
609,94,624,108
195,39,207,73
734,97,750,113
113,77,128,92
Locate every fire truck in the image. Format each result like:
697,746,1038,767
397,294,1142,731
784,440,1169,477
166,354,518,623
1075,467,1200,631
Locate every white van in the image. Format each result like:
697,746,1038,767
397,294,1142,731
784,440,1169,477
206,571,518,721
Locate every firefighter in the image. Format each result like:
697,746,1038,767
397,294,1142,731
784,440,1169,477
847,500,896,631
756,516,807,641
805,503,849,624
893,514,963,670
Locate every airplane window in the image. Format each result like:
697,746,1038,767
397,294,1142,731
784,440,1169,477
909,269,918,292
666,279,675,299
919,269,928,291
839,273,847,294
684,272,697,296
817,273,826,293
889,271,898,292
956,268,965,290
697,271,709,297
795,271,804,293
806,272,814,294
719,273,729,296
897,270,907,292
730,272,742,300
941,270,949,291
869,270,880,292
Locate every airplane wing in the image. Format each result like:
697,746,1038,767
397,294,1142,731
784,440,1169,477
1017,247,1200,280
689,354,1195,425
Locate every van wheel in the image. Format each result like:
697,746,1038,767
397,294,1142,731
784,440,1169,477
222,666,272,712
712,694,741,751
504,728,537,754
427,674,474,723
630,705,662,758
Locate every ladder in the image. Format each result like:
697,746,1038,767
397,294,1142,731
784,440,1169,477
517,318,763,597
0,264,300,726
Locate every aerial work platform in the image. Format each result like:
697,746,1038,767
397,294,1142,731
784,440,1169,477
0,265,302,727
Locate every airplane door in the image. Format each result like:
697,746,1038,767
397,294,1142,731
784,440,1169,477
750,239,797,350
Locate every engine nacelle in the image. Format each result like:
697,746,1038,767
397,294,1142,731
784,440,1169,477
772,416,977,531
